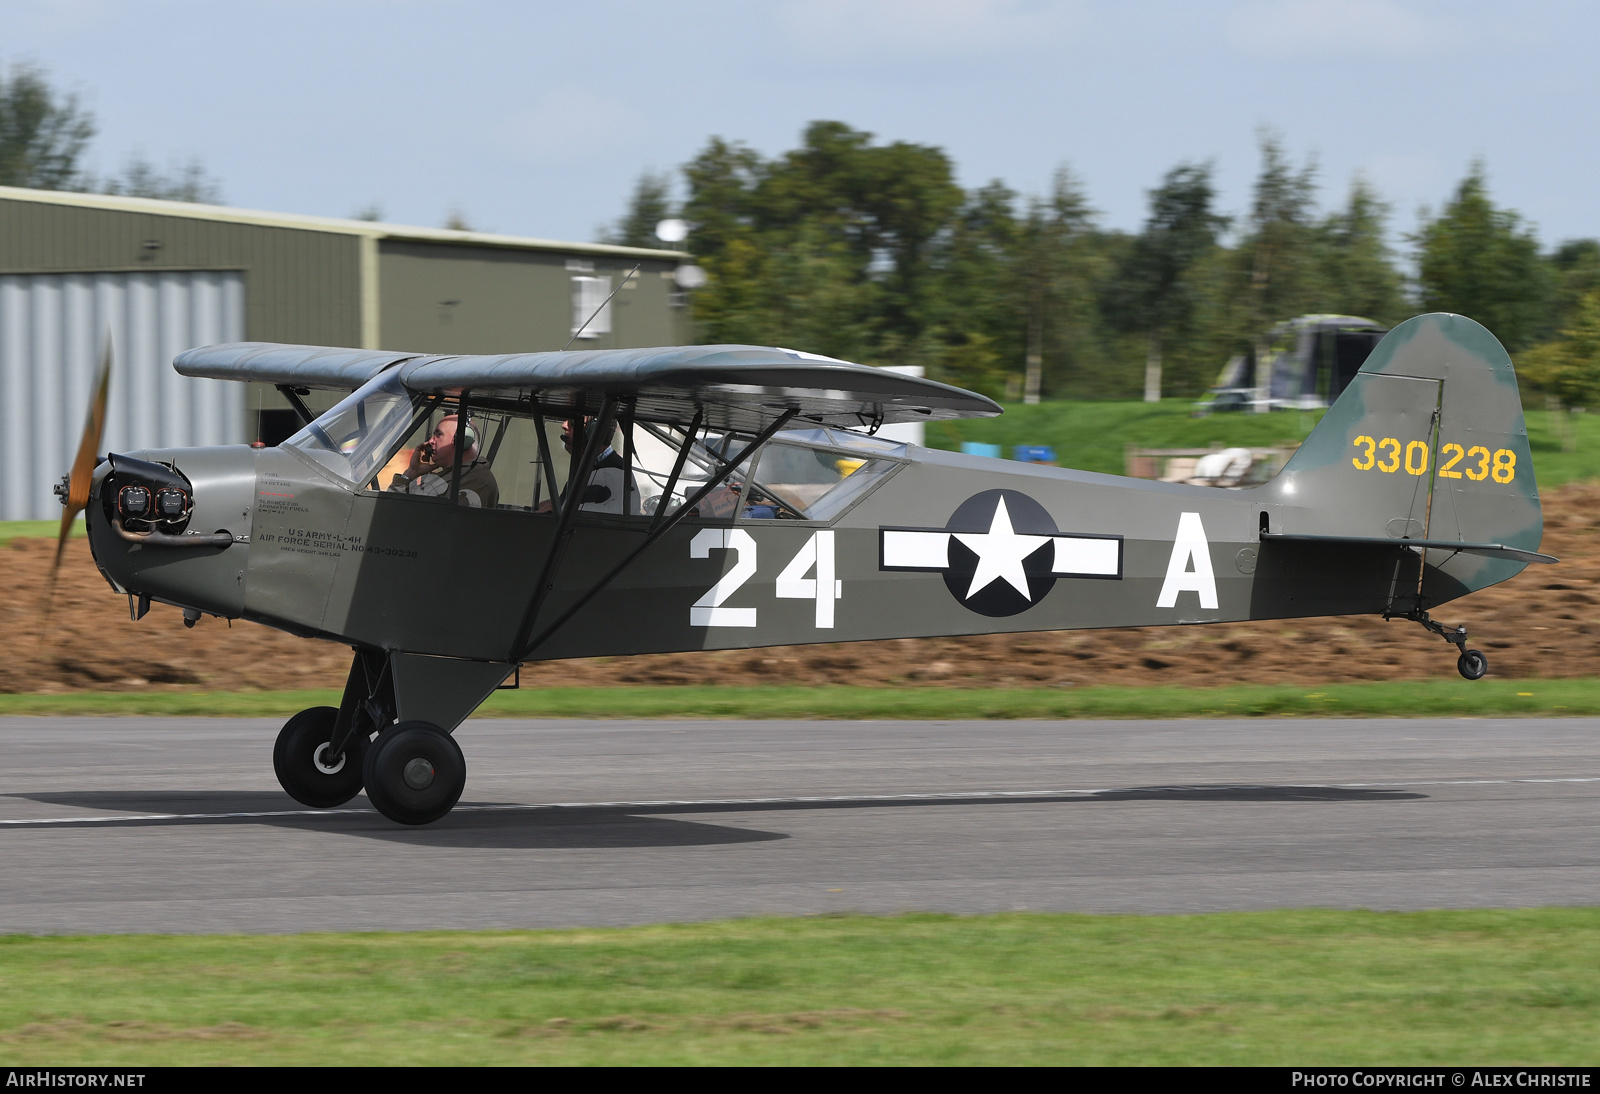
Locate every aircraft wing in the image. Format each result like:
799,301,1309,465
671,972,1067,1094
174,342,1001,431
173,343,423,391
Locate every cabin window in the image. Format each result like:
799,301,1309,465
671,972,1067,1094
741,440,898,521
626,424,758,521
284,371,427,487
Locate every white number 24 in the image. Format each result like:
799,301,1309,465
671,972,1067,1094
690,529,841,629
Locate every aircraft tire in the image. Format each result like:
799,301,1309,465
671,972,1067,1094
362,721,466,826
1457,649,1489,681
273,706,369,809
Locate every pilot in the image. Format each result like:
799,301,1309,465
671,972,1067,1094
542,416,638,514
388,414,499,508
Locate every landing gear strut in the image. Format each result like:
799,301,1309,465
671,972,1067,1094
1405,609,1489,680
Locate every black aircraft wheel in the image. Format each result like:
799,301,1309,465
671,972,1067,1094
273,706,369,808
362,721,466,826
1457,649,1489,681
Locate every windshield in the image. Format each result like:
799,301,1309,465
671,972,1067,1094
284,370,429,486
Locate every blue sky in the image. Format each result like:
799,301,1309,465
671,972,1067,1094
8,0,1596,251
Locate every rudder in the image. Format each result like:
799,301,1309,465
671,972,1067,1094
1264,312,1543,603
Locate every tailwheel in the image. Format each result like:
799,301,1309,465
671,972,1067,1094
274,706,369,808
362,721,466,826
1404,609,1490,682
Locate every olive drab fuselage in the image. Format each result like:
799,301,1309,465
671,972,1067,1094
84,314,1549,734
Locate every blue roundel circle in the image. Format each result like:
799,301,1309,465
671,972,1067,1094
941,489,1059,617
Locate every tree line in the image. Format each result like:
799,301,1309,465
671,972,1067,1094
0,62,221,204
6,57,1594,407
608,121,1600,406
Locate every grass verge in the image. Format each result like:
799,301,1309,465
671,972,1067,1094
0,678,1597,719
1,910,1597,1065
924,400,1600,485
0,519,83,546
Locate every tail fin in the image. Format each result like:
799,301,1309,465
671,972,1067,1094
1265,313,1547,601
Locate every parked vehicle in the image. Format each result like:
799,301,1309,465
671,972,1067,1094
1201,314,1388,413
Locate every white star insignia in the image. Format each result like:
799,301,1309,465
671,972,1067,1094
952,497,1051,600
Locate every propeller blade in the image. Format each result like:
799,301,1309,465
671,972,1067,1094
47,338,112,603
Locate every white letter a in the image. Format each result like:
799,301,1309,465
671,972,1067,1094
1157,512,1218,610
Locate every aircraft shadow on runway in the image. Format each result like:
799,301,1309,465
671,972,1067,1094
9,791,786,850
9,783,1425,849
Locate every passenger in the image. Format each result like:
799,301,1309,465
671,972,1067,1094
388,414,499,508
540,417,638,514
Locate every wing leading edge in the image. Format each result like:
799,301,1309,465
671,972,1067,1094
175,342,1002,432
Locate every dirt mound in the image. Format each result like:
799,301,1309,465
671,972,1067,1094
6,484,1598,695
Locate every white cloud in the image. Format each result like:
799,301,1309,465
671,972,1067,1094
1228,0,1457,56
777,0,1083,60
498,88,642,165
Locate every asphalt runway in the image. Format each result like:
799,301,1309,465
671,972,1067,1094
0,715,1596,933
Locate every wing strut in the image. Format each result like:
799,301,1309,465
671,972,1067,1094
276,385,316,425
528,394,561,510
648,407,703,535
512,408,797,663
509,396,620,660
448,390,472,503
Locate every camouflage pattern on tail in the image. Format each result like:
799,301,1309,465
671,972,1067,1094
1262,312,1547,609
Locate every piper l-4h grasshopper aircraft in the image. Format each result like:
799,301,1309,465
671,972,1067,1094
53,312,1553,825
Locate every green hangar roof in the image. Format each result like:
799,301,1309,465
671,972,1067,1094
0,185,690,354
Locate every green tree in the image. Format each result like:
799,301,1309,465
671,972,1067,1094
1103,162,1227,402
602,170,674,249
100,153,222,204
1415,163,1551,351
1019,167,1112,402
681,121,963,371
681,136,778,346
1544,239,1600,341
0,62,94,189
1517,288,1600,428
1317,176,1405,325
1238,134,1321,370
921,180,1020,399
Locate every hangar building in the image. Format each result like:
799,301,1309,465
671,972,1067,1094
0,186,689,519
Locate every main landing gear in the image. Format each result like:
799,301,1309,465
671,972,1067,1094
274,710,468,825
362,721,467,826
273,707,369,808
1405,609,1489,680
274,650,478,825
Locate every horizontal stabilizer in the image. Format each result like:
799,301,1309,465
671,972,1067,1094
1261,531,1557,565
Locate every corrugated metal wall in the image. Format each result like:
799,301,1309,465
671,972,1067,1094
0,270,245,520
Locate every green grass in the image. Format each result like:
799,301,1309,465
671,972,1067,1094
0,678,1596,719
0,518,83,545
925,400,1600,486
1,910,1597,1064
